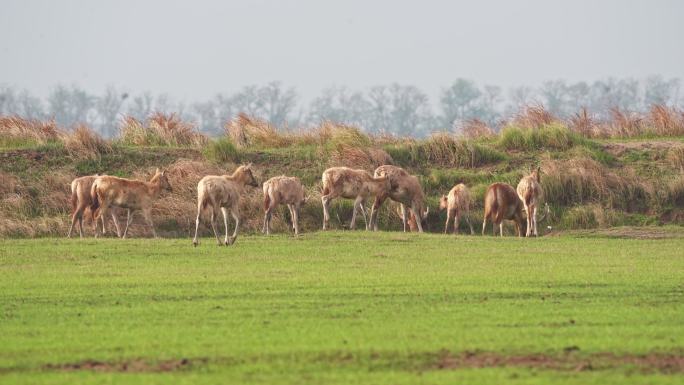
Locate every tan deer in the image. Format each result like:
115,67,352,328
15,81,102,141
517,166,544,237
321,167,390,230
439,183,475,235
192,164,259,246
67,174,127,238
369,165,429,232
262,175,306,236
90,169,172,238
482,182,524,237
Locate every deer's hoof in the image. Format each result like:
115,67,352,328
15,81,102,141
192,241,198,247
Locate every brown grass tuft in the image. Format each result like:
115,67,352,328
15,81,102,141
0,115,62,146
512,104,558,129
225,113,292,148
119,113,207,147
61,124,112,158
456,118,495,139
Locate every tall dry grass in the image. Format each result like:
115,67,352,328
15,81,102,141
119,113,208,147
0,116,62,147
61,124,112,158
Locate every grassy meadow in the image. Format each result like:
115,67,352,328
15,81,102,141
1,232,683,384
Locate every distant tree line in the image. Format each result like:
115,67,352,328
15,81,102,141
0,77,680,138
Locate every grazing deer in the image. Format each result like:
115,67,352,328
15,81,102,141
67,174,126,238
91,169,172,239
321,167,390,230
369,165,429,232
262,175,307,236
439,183,475,235
482,182,524,237
517,167,544,237
192,164,259,246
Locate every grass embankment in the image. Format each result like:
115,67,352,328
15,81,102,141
1,109,684,237
1,232,683,384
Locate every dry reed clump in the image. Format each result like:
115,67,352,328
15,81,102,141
328,145,394,169
0,216,70,238
119,113,207,147
667,174,684,207
667,145,684,172
226,113,292,148
608,107,643,137
541,157,651,210
512,105,558,129
61,124,112,158
419,133,505,167
646,105,684,136
0,116,62,146
456,118,495,139
568,108,600,138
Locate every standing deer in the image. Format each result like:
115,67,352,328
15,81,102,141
67,174,127,238
369,165,429,232
321,167,390,230
481,182,525,237
90,169,172,239
192,164,259,246
439,183,475,235
262,175,306,236
517,166,544,237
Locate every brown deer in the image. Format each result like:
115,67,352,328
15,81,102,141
262,175,306,236
439,183,475,235
321,167,390,230
67,174,126,238
90,169,172,239
192,164,259,246
369,165,428,232
517,167,544,237
481,182,524,237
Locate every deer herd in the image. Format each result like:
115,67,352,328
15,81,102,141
67,163,549,245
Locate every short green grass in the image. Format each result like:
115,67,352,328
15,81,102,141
1,232,683,384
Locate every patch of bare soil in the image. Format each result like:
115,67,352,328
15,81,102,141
432,350,684,373
43,358,203,372
602,140,681,156
547,226,684,239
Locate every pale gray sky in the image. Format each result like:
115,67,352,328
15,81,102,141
1,0,683,101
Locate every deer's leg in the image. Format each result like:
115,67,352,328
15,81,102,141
94,204,108,238
209,209,221,245
141,208,157,239
524,204,532,237
532,205,538,236
291,204,300,236
358,199,369,230
369,195,383,231
111,211,123,238
499,222,504,237
221,207,230,245
262,206,273,235
482,214,488,236
192,204,202,246
227,205,240,245
287,204,295,231
322,195,332,230
453,210,460,235
400,204,408,232
68,203,86,238
350,196,363,230
444,209,452,234
409,205,424,233
122,210,134,239
467,211,475,235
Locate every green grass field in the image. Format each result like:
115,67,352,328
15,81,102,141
1,232,683,384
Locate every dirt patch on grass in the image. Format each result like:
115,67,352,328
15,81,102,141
431,350,684,373
602,140,681,157
43,357,203,372
548,226,684,239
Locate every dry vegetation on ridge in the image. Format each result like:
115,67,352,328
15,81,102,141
1,104,683,238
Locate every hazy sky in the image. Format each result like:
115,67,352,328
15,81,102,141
1,0,683,101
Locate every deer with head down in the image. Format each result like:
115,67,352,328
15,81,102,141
262,175,307,236
482,182,525,237
321,167,390,230
517,166,544,237
67,174,128,238
439,183,474,235
192,164,259,246
369,165,429,232
90,169,172,238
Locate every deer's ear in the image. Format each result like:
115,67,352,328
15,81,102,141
161,170,166,176
155,167,161,174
